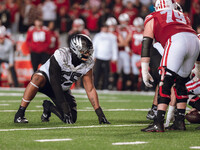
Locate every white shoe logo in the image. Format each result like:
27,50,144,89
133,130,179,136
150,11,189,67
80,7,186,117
154,125,158,129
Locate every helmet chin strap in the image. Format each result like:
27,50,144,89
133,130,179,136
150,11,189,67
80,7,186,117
80,54,89,62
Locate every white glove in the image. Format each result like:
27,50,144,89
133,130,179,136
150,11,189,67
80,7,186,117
191,63,200,82
141,62,154,87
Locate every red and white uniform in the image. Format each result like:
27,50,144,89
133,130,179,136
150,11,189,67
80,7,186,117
26,26,51,53
109,30,120,73
145,9,200,78
130,29,143,75
116,25,132,75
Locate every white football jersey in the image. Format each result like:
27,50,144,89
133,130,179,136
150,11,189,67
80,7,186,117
39,47,94,91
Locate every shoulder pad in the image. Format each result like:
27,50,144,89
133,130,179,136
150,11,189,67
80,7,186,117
144,12,155,27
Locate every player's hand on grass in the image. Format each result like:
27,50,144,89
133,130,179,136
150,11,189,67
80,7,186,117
95,107,111,124
63,113,74,124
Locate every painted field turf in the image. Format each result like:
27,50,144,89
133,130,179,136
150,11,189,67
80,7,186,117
0,88,200,150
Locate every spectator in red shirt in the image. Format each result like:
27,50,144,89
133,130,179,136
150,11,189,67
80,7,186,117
190,0,200,30
54,0,70,14
68,2,81,20
6,0,19,33
122,1,138,25
31,0,41,6
19,0,42,33
85,1,102,33
56,6,73,33
112,0,123,19
26,18,51,72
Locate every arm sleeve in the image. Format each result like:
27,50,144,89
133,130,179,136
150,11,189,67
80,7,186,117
49,56,71,114
141,37,153,57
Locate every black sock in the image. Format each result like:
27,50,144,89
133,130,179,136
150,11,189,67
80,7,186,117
152,104,157,110
176,109,185,120
156,110,166,122
16,106,26,116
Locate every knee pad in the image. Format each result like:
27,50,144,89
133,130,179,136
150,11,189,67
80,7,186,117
157,67,177,104
158,74,175,105
174,76,189,103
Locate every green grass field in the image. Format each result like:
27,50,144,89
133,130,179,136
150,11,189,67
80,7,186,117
0,88,200,150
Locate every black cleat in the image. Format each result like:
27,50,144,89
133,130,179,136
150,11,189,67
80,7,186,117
14,116,28,123
41,100,52,122
141,121,164,132
165,120,186,130
146,108,157,120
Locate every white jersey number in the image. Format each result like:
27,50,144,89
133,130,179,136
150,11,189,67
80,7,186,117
61,71,82,87
33,31,46,42
160,10,187,24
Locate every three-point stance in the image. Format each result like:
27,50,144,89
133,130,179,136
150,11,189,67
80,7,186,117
14,34,110,124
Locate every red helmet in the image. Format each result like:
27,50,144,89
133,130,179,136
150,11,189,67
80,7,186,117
155,0,175,11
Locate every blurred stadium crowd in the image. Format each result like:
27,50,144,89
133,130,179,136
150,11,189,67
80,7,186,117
0,0,200,90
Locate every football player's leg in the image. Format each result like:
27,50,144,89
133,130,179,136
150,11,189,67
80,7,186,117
94,59,102,89
14,73,46,123
9,66,19,87
131,54,140,91
167,76,189,130
38,80,65,122
165,88,176,128
122,52,131,90
142,69,175,132
146,85,158,120
146,46,162,120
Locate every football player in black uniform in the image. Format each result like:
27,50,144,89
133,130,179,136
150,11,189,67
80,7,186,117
14,34,110,124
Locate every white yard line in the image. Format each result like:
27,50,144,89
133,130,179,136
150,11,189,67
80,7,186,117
35,138,72,142
0,124,147,132
0,104,9,106
190,147,200,149
0,88,155,95
112,141,148,145
0,108,150,112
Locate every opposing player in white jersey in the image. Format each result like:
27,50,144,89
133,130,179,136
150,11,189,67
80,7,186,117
14,34,110,124
141,0,200,132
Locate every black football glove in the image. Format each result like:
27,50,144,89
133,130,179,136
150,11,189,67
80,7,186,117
95,107,110,124
63,113,74,124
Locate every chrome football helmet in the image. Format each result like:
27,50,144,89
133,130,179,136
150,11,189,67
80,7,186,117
106,17,118,26
118,13,130,22
70,34,93,60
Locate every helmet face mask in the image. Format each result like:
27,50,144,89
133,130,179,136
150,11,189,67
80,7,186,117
70,34,93,62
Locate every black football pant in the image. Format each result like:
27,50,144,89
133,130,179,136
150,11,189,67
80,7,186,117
35,71,77,123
